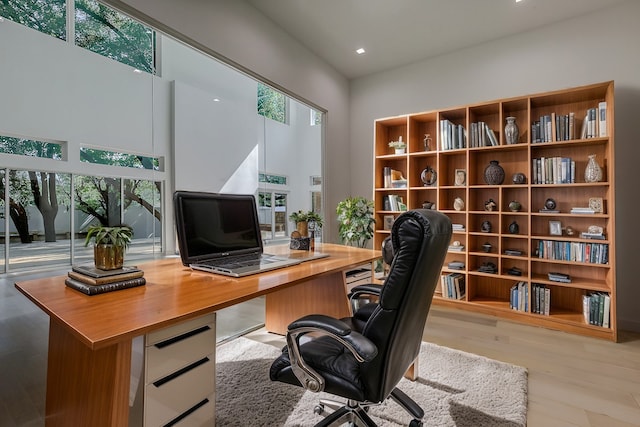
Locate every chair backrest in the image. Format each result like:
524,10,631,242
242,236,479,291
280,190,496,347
360,209,451,401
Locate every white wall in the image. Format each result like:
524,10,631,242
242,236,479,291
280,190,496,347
104,0,350,243
349,0,640,332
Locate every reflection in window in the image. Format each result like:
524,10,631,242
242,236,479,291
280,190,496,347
0,135,63,159
75,0,155,73
80,147,161,170
0,0,66,40
257,83,287,124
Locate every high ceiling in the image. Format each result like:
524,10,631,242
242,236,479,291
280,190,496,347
247,0,629,79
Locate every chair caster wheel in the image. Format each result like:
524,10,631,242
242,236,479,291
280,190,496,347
314,404,325,415
409,419,423,427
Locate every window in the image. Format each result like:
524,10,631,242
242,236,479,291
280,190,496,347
80,147,161,170
0,135,63,159
310,109,322,126
0,0,66,40
0,0,155,73
75,0,155,73
257,191,287,241
258,173,287,185
257,83,287,124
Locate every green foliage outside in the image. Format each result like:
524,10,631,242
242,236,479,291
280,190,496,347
258,83,287,123
1,0,154,73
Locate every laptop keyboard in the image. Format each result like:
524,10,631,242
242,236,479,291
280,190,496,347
199,254,271,269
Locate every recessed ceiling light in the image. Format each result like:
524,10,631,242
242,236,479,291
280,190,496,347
213,98,220,102
515,0,523,2
356,48,366,55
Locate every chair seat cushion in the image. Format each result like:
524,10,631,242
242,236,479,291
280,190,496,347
269,336,367,401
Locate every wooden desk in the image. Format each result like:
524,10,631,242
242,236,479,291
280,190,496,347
15,243,378,427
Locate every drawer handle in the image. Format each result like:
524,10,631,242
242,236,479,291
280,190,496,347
154,325,211,349
152,357,210,387
163,398,210,427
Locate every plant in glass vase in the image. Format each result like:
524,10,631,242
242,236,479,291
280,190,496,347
336,196,376,248
84,224,133,270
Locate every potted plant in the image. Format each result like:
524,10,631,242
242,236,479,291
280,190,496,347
289,210,323,237
388,136,406,154
84,225,133,270
336,196,375,248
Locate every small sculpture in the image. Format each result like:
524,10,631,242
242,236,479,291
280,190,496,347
423,134,432,151
481,221,492,233
509,221,519,234
484,199,497,211
453,197,464,211
508,200,521,212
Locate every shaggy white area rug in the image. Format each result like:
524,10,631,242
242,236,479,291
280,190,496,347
215,337,527,426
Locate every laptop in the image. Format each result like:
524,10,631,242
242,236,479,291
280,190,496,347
173,191,302,277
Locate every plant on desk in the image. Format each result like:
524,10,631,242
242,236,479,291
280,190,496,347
336,196,375,248
84,225,133,270
289,210,323,237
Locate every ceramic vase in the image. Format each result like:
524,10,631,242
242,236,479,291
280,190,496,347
584,154,603,183
483,160,505,185
504,116,519,144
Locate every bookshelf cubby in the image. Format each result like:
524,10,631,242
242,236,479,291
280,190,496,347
373,81,616,341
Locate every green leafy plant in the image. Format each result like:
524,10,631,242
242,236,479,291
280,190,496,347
289,210,323,228
336,197,375,248
84,225,133,248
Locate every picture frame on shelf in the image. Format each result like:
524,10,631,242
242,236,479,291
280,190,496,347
454,169,466,186
383,215,395,230
549,220,562,236
588,197,604,213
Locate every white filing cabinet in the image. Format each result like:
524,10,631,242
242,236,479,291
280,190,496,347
345,263,373,293
143,313,216,426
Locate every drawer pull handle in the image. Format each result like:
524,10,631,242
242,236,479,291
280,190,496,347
153,357,210,387
163,398,210,427
154,325,211,349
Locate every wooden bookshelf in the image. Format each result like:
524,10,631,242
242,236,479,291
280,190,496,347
373,81,616,341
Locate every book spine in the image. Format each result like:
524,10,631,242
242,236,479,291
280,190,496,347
65,277,146,295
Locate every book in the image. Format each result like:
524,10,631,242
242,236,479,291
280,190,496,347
72,264,141,278
68,269,144,285
598,101,607,137
65,277,146,295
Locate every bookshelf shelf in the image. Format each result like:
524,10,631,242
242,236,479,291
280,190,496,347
373,81,616,340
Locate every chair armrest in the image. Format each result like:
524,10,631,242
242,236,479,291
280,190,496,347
348,283,383,300
285,314,378,393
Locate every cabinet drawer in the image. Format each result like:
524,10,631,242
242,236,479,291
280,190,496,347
145,357,215,426
146,326,216,383
146,313,215,346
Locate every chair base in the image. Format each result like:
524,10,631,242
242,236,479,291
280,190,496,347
312,387,424,427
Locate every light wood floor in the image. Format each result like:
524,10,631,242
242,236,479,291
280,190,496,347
1,271,639,426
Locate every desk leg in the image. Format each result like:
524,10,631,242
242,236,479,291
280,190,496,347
45,319,131,427
265,271,352,334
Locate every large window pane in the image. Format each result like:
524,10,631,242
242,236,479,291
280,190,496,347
75,0,154,73
7,170,71,271
0,0,66,40
123,179,162,258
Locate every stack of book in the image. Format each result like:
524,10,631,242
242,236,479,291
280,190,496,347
66,265,146,295
548,272,571,283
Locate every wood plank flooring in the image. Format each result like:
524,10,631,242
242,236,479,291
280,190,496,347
1,270,639,426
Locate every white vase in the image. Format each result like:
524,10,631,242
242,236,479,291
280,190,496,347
584,154,603,183
395,148,405,155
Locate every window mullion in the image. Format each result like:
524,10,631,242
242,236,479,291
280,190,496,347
67,0,75,45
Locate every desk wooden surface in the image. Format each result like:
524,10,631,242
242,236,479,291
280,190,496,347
15,243,379,350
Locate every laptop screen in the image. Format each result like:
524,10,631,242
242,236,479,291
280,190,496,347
174,191,263,265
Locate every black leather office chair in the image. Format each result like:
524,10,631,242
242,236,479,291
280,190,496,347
270,209,452,426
